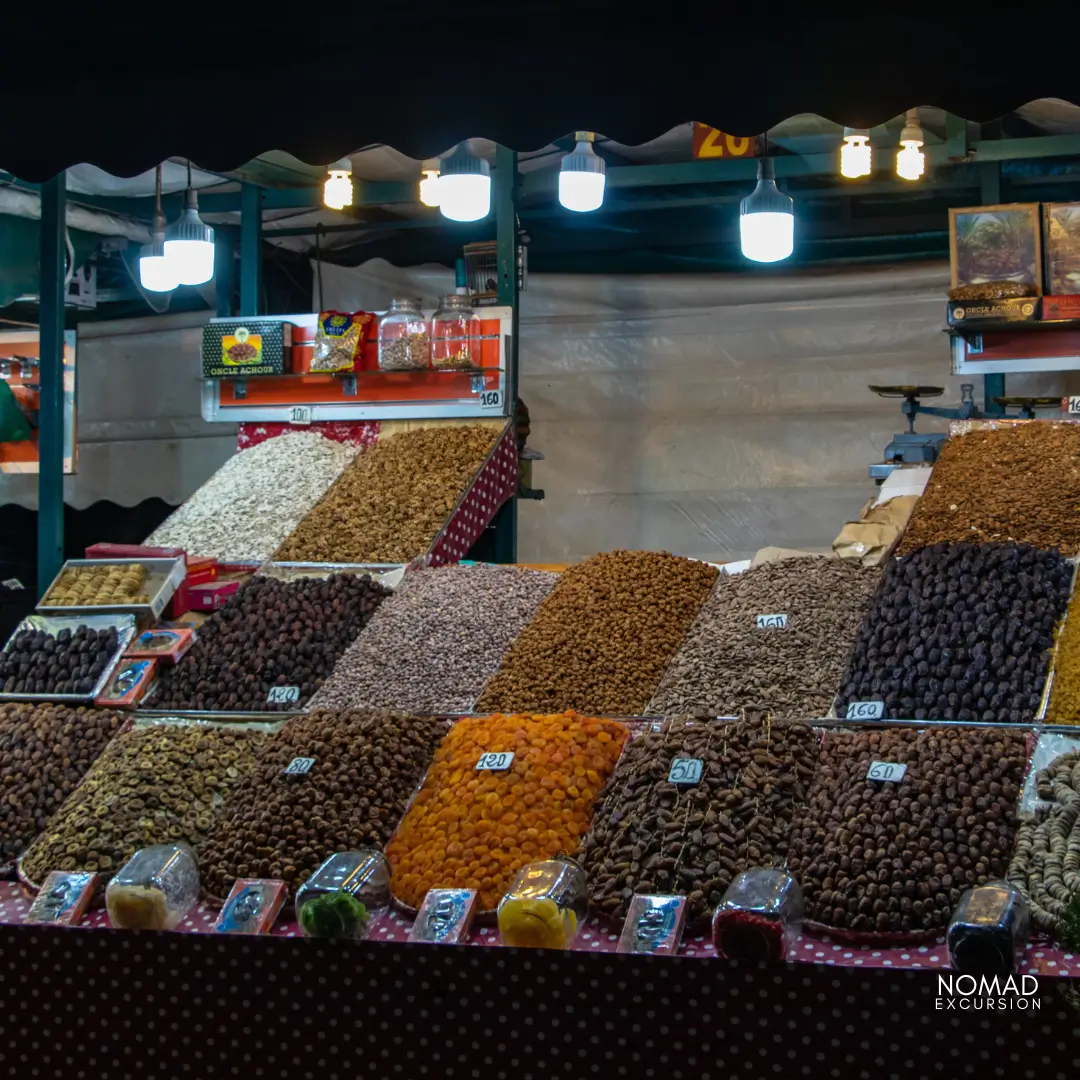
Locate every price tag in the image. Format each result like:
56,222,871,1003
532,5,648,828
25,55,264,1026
283,757,316,775
475,751,514,771
288,406,312,425
668,758,703,785
267,685,301,704
866,761,907,783
1068,396,1080,414
846,700,885,720
755,614,788,630
479,389,503,410
1,578,24,590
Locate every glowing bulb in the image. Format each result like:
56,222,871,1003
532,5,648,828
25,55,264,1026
324,166,353,210
559,134,606,212
164,188,215,286
419,168,441,207
439,144,491,222
139,246,180,292
840,133,872,178
740,159,794,263
896,110,925,181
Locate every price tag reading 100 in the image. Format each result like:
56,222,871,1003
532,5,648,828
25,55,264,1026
668,758,703,785
476,751,514,771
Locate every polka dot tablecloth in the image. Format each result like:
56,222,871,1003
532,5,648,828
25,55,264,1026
429,421,518,566
237,420,380,451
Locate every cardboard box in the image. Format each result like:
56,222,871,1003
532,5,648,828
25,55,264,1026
1040,295,1080,320
95,657,157,709
125,627,195,665
947,298,1039,326
189,580,241,611
203,319,295,378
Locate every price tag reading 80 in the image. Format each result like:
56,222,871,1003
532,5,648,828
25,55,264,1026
475,751,514,771
668,758,703,785
866,761,907,783
846,700,885,720
283,757,316,776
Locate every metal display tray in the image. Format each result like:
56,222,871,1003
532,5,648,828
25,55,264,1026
37,557,186,620
0,613,137,703
255,561,406,589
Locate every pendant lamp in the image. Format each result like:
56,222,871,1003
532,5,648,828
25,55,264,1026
559,132,606,212
164,161,215,286
438,143,491,222
739,154,794,263
138,164,180,292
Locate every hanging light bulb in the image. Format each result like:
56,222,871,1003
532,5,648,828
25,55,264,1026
740,154,794,263
840,129,872,178
419,159,441,207
438,142,491,222
323,158,354,210
559,131,606,212
139,164,179,292
896,109,925,181
164,161,215,286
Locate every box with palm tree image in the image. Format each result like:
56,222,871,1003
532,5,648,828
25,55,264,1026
1042,203,1080,318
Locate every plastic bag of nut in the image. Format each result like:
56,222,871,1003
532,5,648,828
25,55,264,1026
786,725,1028,944
579,716,820,929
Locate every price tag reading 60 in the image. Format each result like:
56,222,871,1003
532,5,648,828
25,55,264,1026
846,700,885,720
668,758,703,785
476,751,514,771
866,761,907,783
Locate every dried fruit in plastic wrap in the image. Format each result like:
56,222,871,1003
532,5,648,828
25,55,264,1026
497,856,587,949
106,843,199,931
312,311,374,373
946,881,1029,976
711,868,804,961
386,713,628,913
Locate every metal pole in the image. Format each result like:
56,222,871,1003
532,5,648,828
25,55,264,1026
37,174,66,597
980,163,1006,415
492,144,519,564
239,183,262,317
215,231,235,317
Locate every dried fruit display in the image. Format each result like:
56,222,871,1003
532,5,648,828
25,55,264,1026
199,710,446,900
649,557,881,719
146,431,360,561
275,425,499,564
787,726,1027,938
897,423,1080,556
309,564,558,714
386,713,629,912
580,717,819,928
44,564,149,607
152,573,389,712
0,704,123,862
475,551,719,716
1044,585,1080,724
1007,749,1080,940
20,722,267,886
1,623,121,697
836,542,1071,723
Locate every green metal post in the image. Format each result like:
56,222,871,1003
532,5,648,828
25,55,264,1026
239,184,262,316
37,174,66,597
493,144,519,564
215,231,235,317
979,162,1006,416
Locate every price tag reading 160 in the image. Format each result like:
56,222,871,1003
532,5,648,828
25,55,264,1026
668,758,703,785
866,761,907,783
476,751,514,771
846,700,885,720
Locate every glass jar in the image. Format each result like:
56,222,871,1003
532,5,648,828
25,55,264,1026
295,849,390,939
429,294,481,370
497,855,587,949
947,882,1030,976
378,298,430,371
105,843,199,931
711,868,804,962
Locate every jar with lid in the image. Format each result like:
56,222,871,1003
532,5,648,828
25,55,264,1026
947,882,1030,976
429,294,481,370
378,298,430,371
105,843,199,931
497,855,587,949
295,849,390,939
711,868,804,962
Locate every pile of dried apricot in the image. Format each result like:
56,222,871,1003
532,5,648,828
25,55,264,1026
387,712,628,912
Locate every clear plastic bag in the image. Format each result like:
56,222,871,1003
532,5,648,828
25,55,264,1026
105,843,199,931
947,882,1030,976
497,855,587,949
295,849,390,939
712,868,804,962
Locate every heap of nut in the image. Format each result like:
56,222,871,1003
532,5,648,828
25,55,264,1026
20,723,267,884
44,563,149,607
1,624,121,696
199,709,446,899
786,726,1027,936
581,716,820,927
0,703,123,862
152,573,389,711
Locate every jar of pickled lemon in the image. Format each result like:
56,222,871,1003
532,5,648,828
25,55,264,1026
497,855,587,949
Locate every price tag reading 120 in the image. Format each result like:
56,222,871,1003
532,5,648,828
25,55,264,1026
668,758,703,785
476,751,514,771
267,685,301,704
846,700,885,720
866,761,907,783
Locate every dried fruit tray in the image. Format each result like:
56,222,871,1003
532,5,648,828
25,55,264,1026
0,614,136,704
255,560,406,589
37,557,186,620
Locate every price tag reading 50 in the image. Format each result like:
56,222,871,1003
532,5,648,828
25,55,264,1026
476,751,514,771
866,761,907,783
846,700,885,720
668,758,703,785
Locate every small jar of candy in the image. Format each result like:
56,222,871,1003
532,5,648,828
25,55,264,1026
295,849,390,940
497,855,587,949
947,882,1030,976
712,868,804,962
